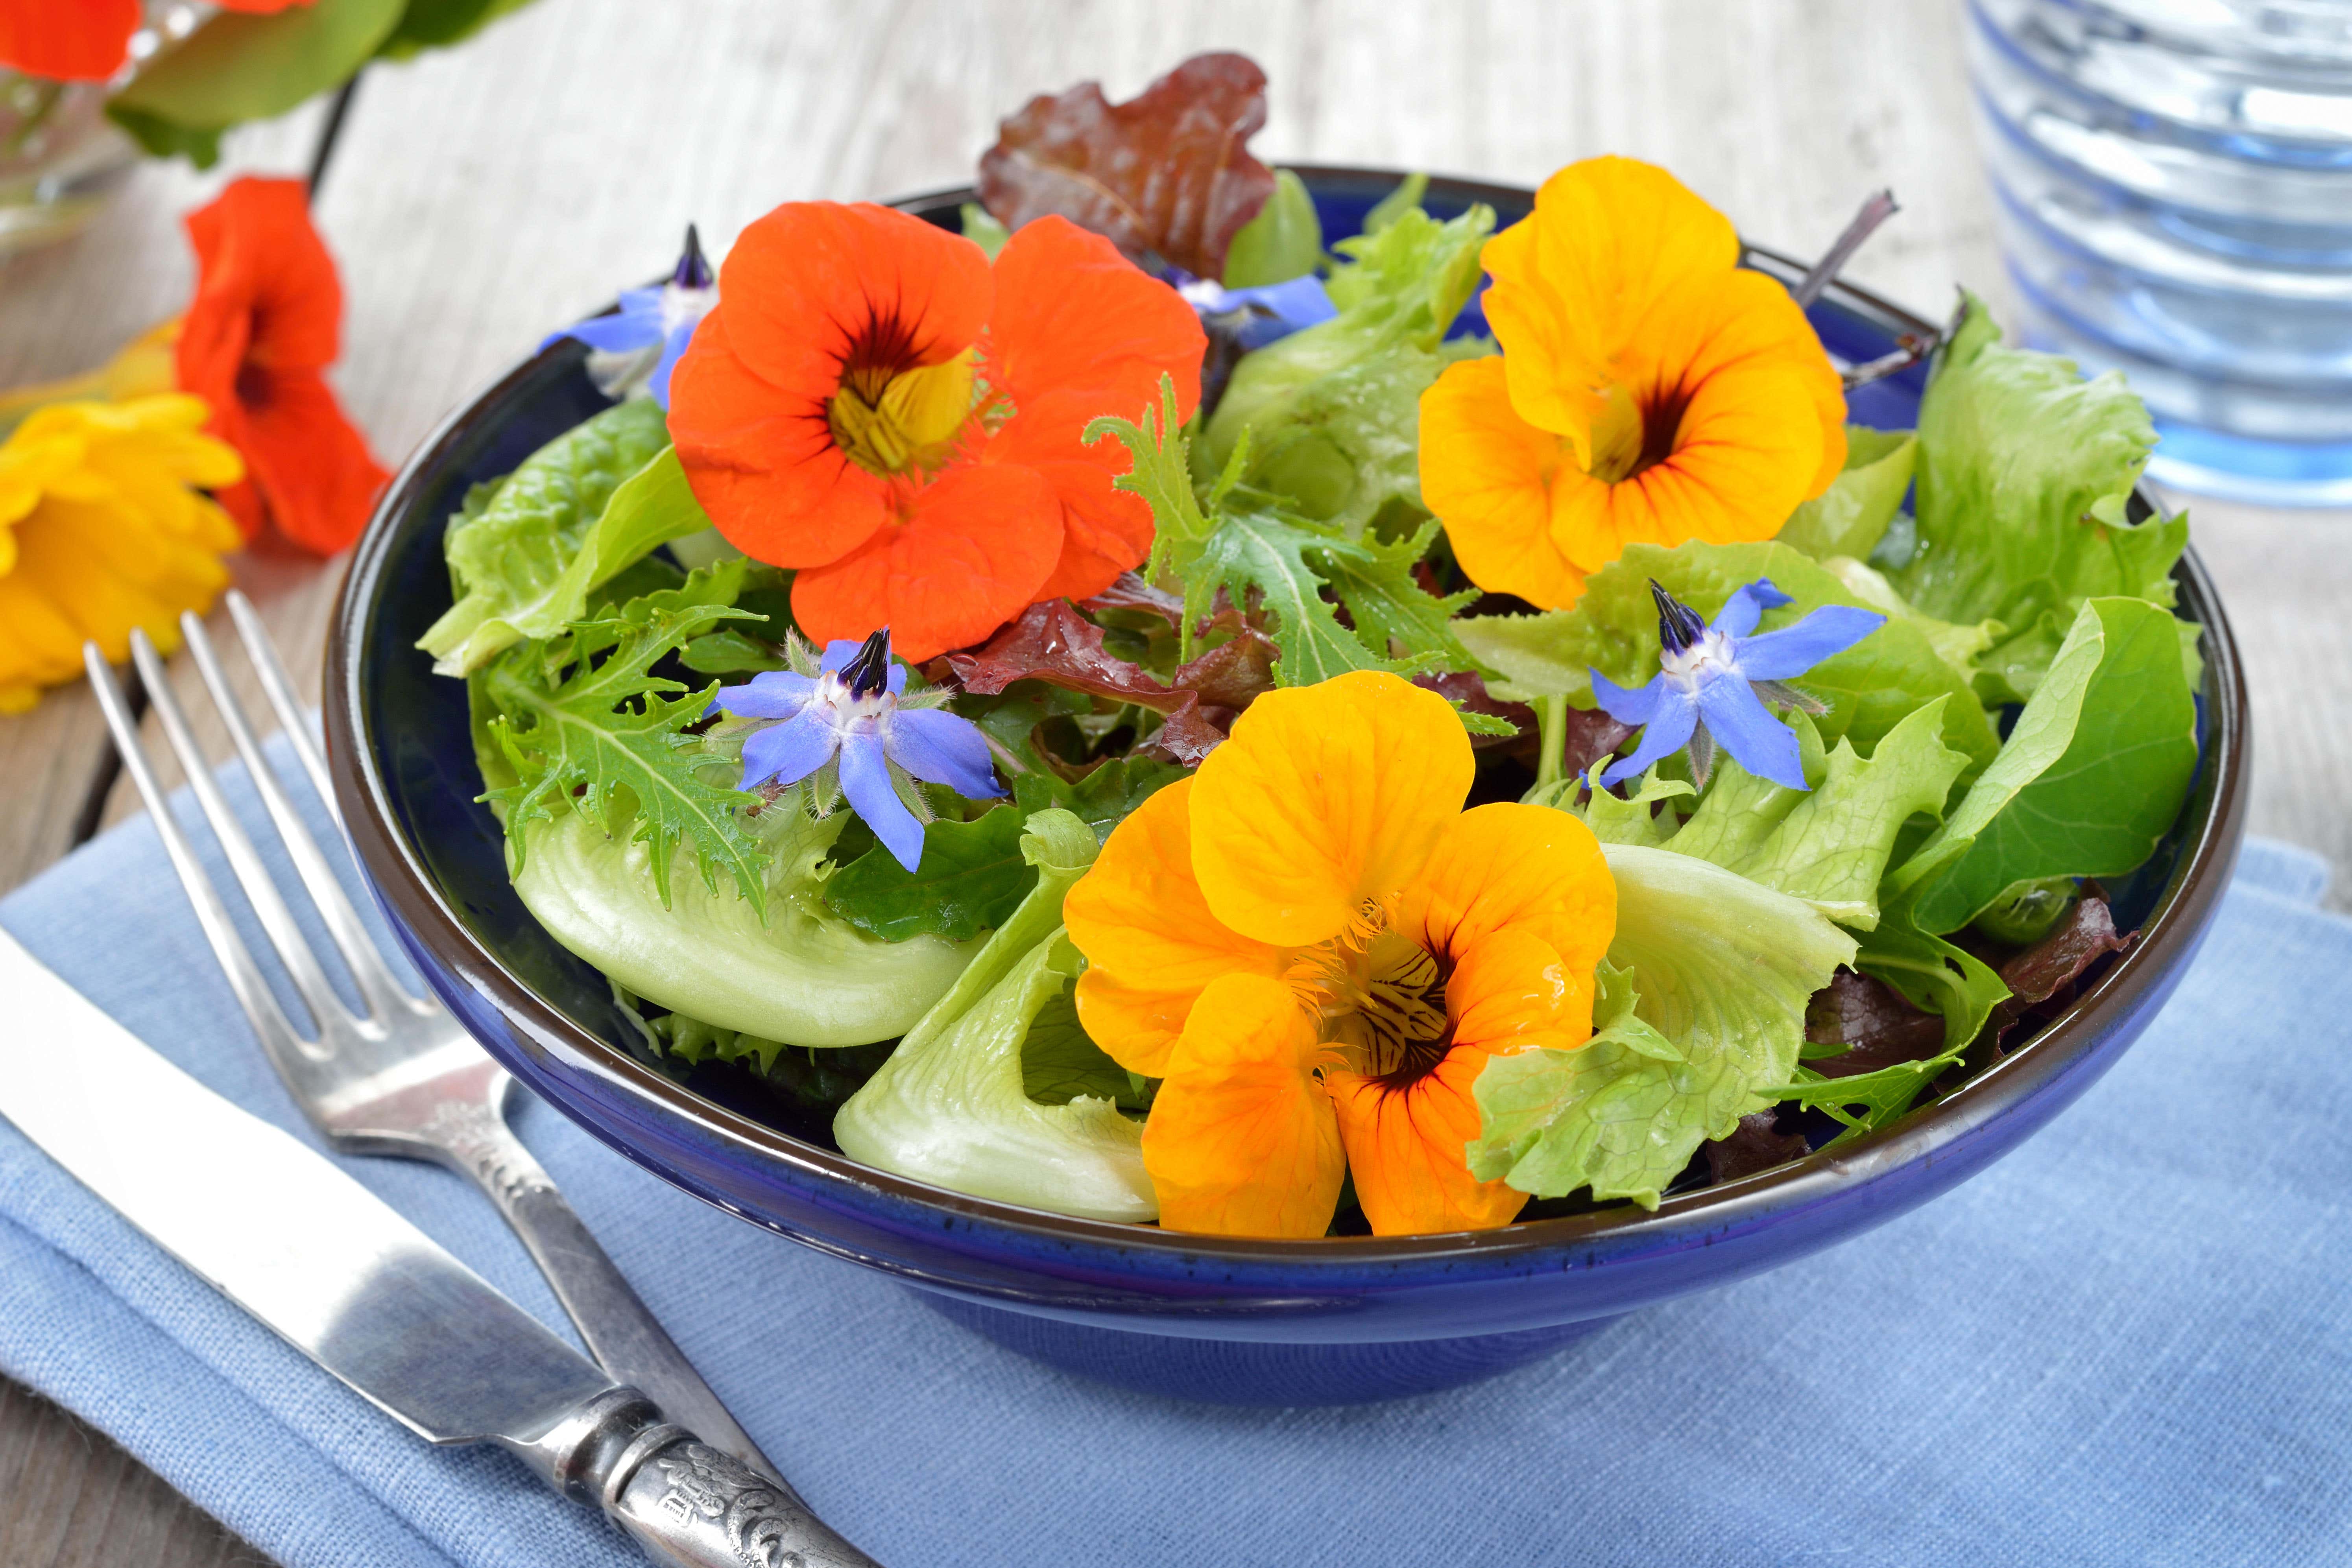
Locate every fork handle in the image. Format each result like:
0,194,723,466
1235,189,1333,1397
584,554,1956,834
429,1104,784,1486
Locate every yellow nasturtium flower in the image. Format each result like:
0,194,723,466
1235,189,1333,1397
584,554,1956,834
0,395,243,713
1420,156,1848,609
1064,673,1618,1239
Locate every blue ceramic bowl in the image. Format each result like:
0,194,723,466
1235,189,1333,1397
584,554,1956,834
326,170,2249,1407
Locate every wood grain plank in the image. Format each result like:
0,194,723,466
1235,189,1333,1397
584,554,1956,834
0,1380,256,1568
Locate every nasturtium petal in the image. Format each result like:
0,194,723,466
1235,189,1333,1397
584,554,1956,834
1445,926,1582,1051
1419,356,1590,609
1145,973,1344,1239
1328,1048,1528,1235
1065,780,1287,1077
1188,672,1473,947
1397,801,1614,1004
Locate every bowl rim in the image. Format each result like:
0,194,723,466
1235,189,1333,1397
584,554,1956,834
328,166,2250,1272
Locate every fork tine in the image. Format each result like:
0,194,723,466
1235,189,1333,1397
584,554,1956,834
225,589,333,813
126,629,358,1051
83,644,316,1082
181,608,426,1023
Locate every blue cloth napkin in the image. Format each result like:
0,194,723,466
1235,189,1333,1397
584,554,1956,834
2,735,2348,1568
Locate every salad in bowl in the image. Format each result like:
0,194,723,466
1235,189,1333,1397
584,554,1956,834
394,51,2208,1259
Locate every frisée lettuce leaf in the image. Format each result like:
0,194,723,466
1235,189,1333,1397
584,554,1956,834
1468,844,1855,1209
834,810,1157,1222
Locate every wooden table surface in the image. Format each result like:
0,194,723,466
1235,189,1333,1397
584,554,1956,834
2,0,2345,1561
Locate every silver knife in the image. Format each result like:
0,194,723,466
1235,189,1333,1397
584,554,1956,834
0,927,881,1568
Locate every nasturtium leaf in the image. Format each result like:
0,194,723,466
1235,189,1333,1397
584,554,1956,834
422,399,677,675
835,811,1156,1222
1203,201,1495,534
1222,168,1323,288
1889,596,2198,934
1467,845,1856,1209
1456,540,2000,771
1669,700,1968,930
977,52,1276,281
823,805,1035,944
1774,426,1915,563
1890,295,2188,703
511,806,971,1047
107,0,405,166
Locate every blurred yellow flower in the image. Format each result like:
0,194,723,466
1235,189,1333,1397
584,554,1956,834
0,395,243,714
0,320,181,441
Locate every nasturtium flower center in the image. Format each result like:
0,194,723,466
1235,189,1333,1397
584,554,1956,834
1583,380,1692,486
1289,901,1453,1087
826,349,977,478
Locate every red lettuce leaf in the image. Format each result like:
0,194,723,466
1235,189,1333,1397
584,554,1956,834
1803,967,1949,1077
977,51,1277,279
1993,893,2135,1038
1413,670,1533,750
1704,1111,1813,1184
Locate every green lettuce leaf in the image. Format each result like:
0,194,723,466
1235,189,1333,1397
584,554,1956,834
1759,918,2010,1138
421,399,679,675
1889,295,2187,703
1667,701,1967,930
834,810,1156,1222
823,805,1034,944
1020,990,1147,1109
1221,168,1324,287
1774,426,1916,563
511,806,972,1048
1201,201,1495,533
1572,769,1695,848
481,561,766,910
1087,384,1475,690
1466,844,1855,1209
1822,555,2000,681
1456,540,2000,771
1888,596,2199,934
106,0,404,166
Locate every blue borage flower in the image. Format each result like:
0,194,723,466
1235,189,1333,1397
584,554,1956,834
544,224,717,410
708,629,1003,872
1590,579,1884,791
1172,271,1337,350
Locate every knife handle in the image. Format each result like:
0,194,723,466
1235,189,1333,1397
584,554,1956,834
602,1424,882,1568
510,1388,883,1568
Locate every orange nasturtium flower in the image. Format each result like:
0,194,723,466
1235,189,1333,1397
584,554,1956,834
0,0,313,81
176,176,388,557
669,202,1206,663
0,396,242,713
1420,156,1846,611
1064,673,1617,1238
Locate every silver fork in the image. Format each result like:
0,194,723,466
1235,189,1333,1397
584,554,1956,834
81,592,781,1486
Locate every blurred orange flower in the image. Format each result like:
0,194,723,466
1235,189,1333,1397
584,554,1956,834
669,201,1205,662
0,0,312,80
1063,673,1618,1238
1420,157,1846,609
176,176,386,556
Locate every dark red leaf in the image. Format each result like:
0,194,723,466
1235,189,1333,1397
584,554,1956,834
1141,695,1232,765
1082,572,1185,628
948,600,1184,712
1992,893,2135,1038
1560,705,1636,778
1802,967,1948,1077
1176,626,1279,710
1704,1112,1812,1184
977,52,1277,280
1413,670,1534,750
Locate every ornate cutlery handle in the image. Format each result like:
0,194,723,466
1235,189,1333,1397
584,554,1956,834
420,1094,783,1484
512,1389,883,1568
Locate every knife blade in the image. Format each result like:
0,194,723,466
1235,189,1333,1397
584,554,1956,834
0,927,880,1568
